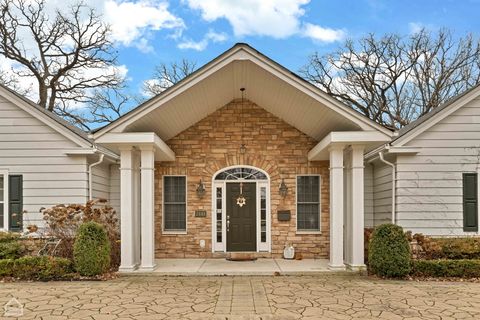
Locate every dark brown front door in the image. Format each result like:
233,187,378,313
226,182,256,252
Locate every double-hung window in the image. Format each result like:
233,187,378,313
163,176,187,233
296,175,321,232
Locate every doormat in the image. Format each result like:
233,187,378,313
226,253,258,261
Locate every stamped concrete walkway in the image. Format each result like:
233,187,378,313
1,275,480,319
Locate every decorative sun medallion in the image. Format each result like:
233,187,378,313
236,195,246,207
236,182,247,207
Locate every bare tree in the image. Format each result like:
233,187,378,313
0,0,124,128
143,59,196,96
301,29,480,129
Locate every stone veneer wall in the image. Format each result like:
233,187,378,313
155,99,329,258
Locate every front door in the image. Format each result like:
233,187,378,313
226,182,256,251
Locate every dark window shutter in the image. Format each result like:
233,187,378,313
9,175,23,231
463,173,478,232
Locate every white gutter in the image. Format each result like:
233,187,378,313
88,153,105,201
378,150,396,224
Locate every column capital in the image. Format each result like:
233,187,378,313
328,144,346,152
350,144,365,152
139,144,156,152
118,145,134,152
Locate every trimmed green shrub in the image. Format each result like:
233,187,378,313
437,238,480,260
0,256,73,280
368,224,412,278
413,259,480,278
0,241,24,259
73,221,110,276
0,232,20,243
0,259,14,277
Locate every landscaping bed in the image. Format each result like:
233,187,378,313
366,224,480,280
0,199,120,282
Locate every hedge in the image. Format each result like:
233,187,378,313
73,222,110,276
412,259,480,278
0,241,24,260
368,224,412,278
0,256,73,280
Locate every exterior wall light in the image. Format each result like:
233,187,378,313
279,178,288,198
196,179,206,198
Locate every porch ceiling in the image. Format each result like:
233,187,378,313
123,60,362,141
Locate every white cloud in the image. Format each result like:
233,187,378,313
185,0,308,38
302,23,345,43
184,0,345,43
178,30,228,51
104,0,185,48
409,22,425,34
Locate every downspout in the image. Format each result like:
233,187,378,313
378,150,396,224
88,153,105,201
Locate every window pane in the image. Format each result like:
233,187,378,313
164,204,186,230
0,176,3,202
0,202,3,229
297,176,319,202
164,176,186,203
164,176,186,231
297,204,320,230
297,176,320,231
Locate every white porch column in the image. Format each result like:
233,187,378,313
348,145,366,269
139,146,156,271
329,145,345,270
132,151,141,266
119,147,136,272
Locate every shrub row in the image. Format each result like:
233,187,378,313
0,241,24,260
0,256,73,280
412,259,480,278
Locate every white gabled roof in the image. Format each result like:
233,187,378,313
0,84,94,149
93,43,392,142
392,83,480,147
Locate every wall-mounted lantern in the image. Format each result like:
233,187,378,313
279,178,288,198
196,179,206,198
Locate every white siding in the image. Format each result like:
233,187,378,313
91,162,110,201
396,97,480,236
372,160,393,226
0,94,89,229
109,164,120,214
364,163,374,227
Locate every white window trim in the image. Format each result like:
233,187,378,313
0,169,8,231
295,174,322,234
162,175,188,235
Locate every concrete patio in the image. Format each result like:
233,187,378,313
129,258,336,275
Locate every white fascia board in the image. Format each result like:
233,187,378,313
385,146,422,154
64,148,120,160
95,132,175,161
308,131,391,161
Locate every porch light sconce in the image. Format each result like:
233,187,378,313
239,143,247,154
196,179,206,198
279,179,288,198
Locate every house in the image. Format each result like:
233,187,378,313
92,43,392,271
0,84,120,232
365,84,480,236
4,43,477,273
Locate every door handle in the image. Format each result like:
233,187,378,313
227,217,230,232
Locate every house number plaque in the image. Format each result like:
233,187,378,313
194,210,207,217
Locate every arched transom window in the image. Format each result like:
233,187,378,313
214,167,268,180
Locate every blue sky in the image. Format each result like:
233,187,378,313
110,0,480,96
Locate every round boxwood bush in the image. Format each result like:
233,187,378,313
368,224,411,278
73,221,110,276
